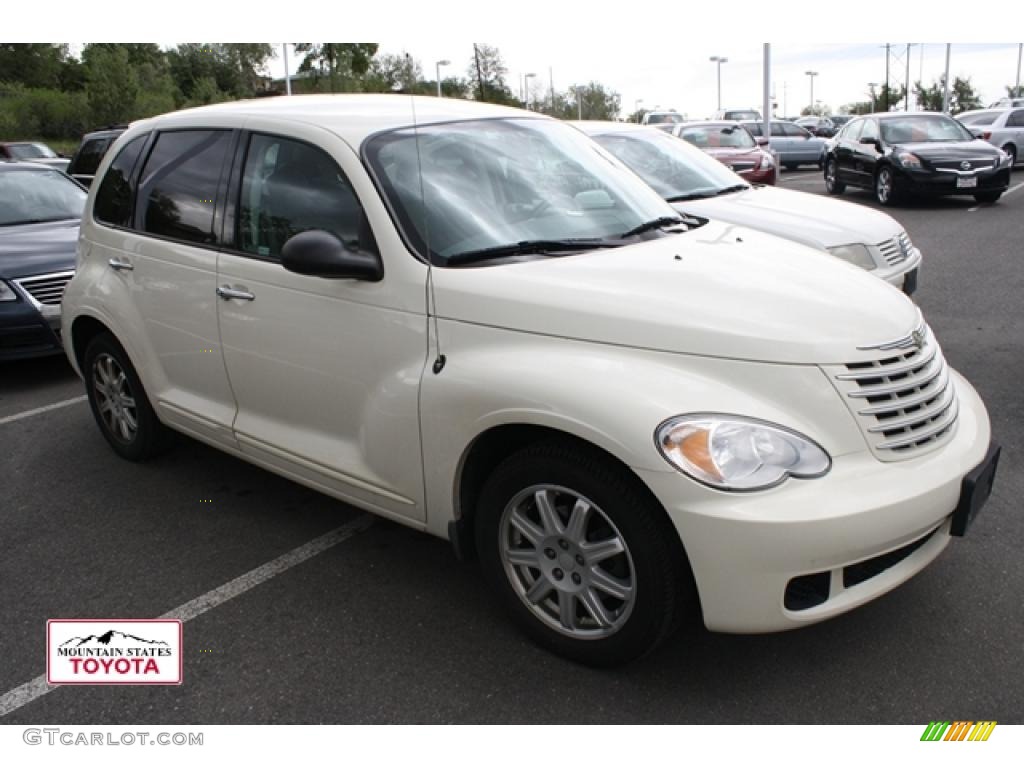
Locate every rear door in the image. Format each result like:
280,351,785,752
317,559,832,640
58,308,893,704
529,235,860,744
215,127,428,523
1006,110,1024,162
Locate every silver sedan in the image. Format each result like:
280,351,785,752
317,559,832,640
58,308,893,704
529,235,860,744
957,108,1024,167
741,120,827,170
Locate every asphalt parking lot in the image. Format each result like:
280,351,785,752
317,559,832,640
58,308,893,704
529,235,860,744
2,168,1022,724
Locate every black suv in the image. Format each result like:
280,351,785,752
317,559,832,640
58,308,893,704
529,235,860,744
66,126,128,188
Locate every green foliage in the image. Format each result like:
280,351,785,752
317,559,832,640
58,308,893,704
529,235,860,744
294,44,379,92
83,44,140,128
913,76,982,113
800,104,831,116
0,44,68,89
540,82,621,121
1008,85,1024,98
0,82,89,139
467,44,520,106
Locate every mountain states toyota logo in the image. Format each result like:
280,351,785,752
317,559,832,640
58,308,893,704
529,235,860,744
47,619,182,685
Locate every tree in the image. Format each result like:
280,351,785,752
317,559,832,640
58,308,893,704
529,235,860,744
0,44,69,89
467,44,519,106
541,82,621,121
913,76,982,114
294,44,378,92
1007,85,1024,98
82,44,139,127
223,44,274,95
365,52,424,93
800,104,831,117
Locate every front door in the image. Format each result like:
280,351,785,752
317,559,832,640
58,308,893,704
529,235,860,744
216,130,429,522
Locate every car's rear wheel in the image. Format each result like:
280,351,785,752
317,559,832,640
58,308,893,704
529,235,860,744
825,158,845,194
475,441,693,667
83,332,170,461
875,166,900,206
973,190,1003,204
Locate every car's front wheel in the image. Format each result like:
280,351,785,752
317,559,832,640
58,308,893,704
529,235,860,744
875,166,900,206
475,441,693,667
825,158,845,194
83,332,170,461
1002,144,1016,168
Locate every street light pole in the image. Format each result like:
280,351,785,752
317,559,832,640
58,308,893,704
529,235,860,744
282,44,292,96
868,82,878,112
435,59,450,99
634,98,643,122
524,73,537,110
1016,42,1022,97
710,56,728,111
805,71,818,114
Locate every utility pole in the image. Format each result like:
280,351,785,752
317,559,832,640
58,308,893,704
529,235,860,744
942,44,951,113
282,44,292,96
473,44,485,102
762,45,771,151
1016,43,1022,97
904,44,916,110
883,43,891,111
805,71,818,114
549,67,554,112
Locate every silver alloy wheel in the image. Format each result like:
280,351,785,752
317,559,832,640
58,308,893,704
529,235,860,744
826,159,837,190
498,484,636,639
876,168,893,203
92,352,138,443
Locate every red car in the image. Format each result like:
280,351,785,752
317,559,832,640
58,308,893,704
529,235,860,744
670,121,777,184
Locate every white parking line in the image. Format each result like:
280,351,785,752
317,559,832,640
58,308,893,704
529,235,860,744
968,179,1024,212
0,513,374,719
0,395,88,426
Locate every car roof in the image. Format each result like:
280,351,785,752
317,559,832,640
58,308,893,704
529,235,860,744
130,94,543,147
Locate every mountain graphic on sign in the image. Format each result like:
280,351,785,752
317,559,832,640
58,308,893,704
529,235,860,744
59,630,170,648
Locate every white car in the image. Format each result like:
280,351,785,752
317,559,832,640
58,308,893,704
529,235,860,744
575,121,922,294
62,95,998,666
957,107,1024,167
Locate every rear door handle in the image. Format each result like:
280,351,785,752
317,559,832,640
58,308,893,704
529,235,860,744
108,258,133,271
217,285,255,301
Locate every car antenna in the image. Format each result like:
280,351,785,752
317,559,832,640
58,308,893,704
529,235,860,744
409,83,446,374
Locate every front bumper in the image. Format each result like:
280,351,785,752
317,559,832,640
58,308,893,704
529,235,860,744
0,290,63,361
875,246,922,296
895,166,1011,196
635,370,991,633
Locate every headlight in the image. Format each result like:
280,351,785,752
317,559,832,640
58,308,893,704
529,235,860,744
759,151,774,170
0,281,18,302
827,243,877,271
656,415,831,491
896,151,921,168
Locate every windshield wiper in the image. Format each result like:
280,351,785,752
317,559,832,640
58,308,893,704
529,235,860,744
710,184,749,196
619,216,685,238
666,184,748,203
445,238,619,266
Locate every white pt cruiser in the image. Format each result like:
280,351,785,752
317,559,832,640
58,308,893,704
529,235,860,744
62,96,999,666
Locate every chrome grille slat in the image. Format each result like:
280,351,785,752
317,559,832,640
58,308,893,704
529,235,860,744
826,323,959,460
13,271,74,306
875,230,914,267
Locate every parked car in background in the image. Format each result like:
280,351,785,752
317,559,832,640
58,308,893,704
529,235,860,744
62,95,997,666
0,162,85,360
641,110,685,126
0,141,70,173
988,97,1024,109
670,121,777,185
824,112,1012,205
67,126,128,187
830,115,854,130
956,108,1024,167
742,120,826,169
712,108,761,121
575,121,921,294
796,115,836,138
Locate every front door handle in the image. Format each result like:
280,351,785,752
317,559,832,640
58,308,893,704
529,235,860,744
108,258,133,271
217,285,255,301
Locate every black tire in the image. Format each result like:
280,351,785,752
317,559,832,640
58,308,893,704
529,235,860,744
875,166,900,206
783,162,797,171
475,440,695,667
825,158,845,194
83,332,171,461
973,190,1002,204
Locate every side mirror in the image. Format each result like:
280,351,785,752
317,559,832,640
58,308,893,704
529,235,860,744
859,136,881,150
969,127,983,139
281,230,383,281
755,136,769,146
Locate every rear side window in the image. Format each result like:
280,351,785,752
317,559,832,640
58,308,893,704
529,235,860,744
784,123,810,138
94,135,148,228
236,133,375,260
770,124,786,137
1007,110,1024,127
69,137,112,177
137,130,231,246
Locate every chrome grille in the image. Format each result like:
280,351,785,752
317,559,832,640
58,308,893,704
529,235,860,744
14,271,74,306
876,231,914,267
826,325,959,460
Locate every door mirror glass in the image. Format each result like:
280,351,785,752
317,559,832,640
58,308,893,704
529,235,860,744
281,230,383,281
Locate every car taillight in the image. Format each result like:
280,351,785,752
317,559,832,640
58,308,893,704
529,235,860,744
982,131,992,140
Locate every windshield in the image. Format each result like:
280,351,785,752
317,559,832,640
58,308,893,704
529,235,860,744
725,111,760,121
8,143,58,160
957,111,1000,126
678,124,756,150
0,168,86,226
592,129,748,201
365,118,679,265
880,115,975,143
646,113,684,124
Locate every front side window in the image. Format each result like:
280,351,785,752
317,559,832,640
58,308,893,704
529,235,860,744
860,120,879,143
0,168,86,226
94,135,148,228
237,134,375,260
365,118,677,266
137,130,231,246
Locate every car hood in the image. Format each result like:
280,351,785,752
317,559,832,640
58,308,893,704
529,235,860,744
434,220,917,365
0,219,79,279
891,139,1000,162
670,185,902,251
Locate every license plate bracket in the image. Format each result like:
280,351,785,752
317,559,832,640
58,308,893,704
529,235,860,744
956,176,978,189
950,443,1000,536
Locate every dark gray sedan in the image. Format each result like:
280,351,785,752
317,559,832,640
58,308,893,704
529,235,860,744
0,162,85,360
